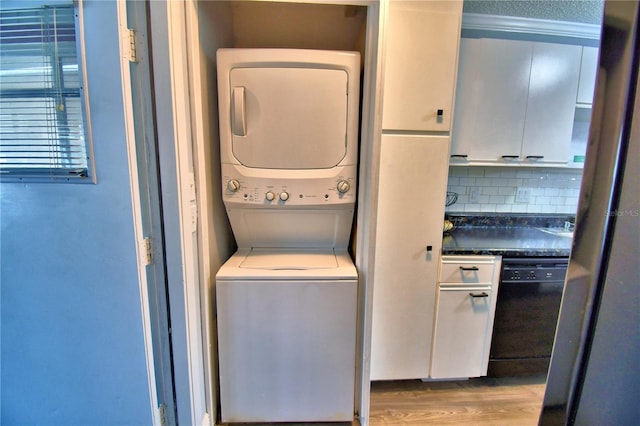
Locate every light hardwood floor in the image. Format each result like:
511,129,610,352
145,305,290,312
226,376,545,425
369,376,546,425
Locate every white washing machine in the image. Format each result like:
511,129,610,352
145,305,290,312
215,49,361,423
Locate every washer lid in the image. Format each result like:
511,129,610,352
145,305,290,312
229,67,349,169
217,248,358,280
240,248,338,270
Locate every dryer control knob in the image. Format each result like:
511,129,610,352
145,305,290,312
227,179,240,192
265,191,276,201
279,191,290,201
337,180,351,193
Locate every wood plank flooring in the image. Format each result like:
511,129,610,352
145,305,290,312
369,376,546,425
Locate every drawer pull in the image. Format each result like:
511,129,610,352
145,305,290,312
469,292,489,298
501,155,520,160
459,266,479,271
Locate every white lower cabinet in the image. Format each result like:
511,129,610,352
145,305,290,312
430,255,501,379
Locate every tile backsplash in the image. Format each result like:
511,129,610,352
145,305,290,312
446,167,583,214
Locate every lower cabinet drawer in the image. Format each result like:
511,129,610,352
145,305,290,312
439,256,497,284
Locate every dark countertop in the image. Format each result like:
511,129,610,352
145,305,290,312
442,227,573,257
442,214,574,257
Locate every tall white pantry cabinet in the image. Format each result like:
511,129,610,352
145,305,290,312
371,0,463,380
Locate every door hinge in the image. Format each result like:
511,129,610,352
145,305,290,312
142,237,152,265
158,403,167,426
127,28,138,63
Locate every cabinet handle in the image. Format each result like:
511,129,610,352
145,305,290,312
450,154,468,159
459,266,479,271
501,155,520,160
526,155,545,160
437,109,444,117
469,292,489,298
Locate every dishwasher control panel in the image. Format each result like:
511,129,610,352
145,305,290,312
501,259,568,283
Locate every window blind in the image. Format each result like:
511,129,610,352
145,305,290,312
0,4,90,179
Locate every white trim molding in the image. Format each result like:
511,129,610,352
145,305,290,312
116,1,161,425
462,13,601,40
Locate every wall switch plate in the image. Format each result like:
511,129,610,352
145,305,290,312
469,187,480,204
516,187,532,203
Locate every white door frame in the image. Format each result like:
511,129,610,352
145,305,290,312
153,1,388,425
116,1,164,424
167,0,219,423
147,1,211,425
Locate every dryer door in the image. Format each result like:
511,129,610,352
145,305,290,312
229,67,349,169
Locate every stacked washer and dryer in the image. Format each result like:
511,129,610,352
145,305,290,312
215,49,361,423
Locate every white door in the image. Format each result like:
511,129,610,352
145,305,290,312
229,67,349,169
149,1,211,424
577,46,599,105
217,278,358,422
370,134,450,380
430,287,493,379
521,42,582,164
120,1,176,423
451,38,532,162
382,1,462,132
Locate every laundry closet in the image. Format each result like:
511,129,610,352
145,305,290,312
186,1,382,424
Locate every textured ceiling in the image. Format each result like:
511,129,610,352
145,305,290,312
463,0,604,24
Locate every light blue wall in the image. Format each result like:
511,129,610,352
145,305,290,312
0,1,153,424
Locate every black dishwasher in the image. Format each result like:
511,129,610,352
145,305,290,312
488,257,568,377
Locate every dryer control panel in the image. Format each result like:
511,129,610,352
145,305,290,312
223,174,356,206
222,164,357,207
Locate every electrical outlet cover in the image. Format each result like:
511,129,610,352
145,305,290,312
469,187,480,204
516,187,531,203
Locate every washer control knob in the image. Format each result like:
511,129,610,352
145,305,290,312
279,191,289,201
337,180,351,194
227,179,240,192
265,191,276,201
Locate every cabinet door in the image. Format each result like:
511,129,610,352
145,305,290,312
521,42,582,164
370,134,450,380
577,46,599,105
451,38,532,162
382,1,462,131
430,287,493,379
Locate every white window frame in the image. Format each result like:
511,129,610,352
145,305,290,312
0,0,95,183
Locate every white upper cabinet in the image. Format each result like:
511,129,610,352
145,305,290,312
381,0,462,132
577,46,599,105
452,38,531,162
451,37,582,166
521,42,582,164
